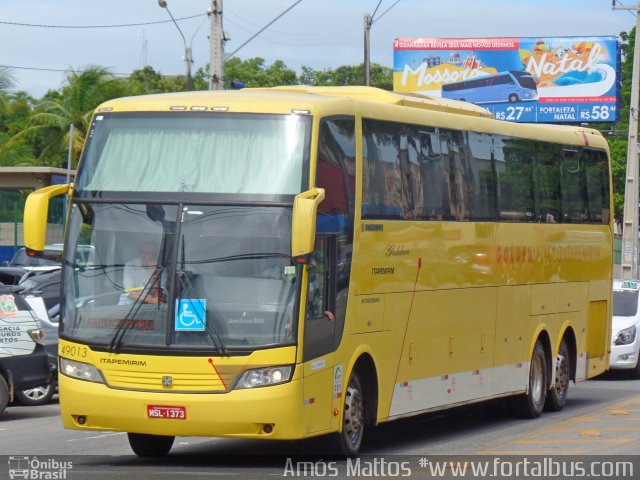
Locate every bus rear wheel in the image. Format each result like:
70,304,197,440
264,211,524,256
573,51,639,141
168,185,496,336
545,339,570,411
337,370,365,456
127,433,175,457
512,340,548,418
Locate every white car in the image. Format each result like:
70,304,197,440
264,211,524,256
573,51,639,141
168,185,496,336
610,279,640,378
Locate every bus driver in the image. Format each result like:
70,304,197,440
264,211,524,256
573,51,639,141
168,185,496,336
119,241,164,305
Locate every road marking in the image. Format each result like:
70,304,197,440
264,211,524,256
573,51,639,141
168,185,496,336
477,395,640,455
67,432,126,442
480,450,587,455
549,427,640,432
572,417,640,422
513,438,633,444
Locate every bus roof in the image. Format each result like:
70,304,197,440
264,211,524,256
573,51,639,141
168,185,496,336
96,86,493,119
95,86,607,150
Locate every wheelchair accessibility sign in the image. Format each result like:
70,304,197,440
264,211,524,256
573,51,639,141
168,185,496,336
175,299,207,331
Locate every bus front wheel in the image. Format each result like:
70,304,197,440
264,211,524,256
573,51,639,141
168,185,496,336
545,339,570,411
337,370,365,456
512,340,548,418
508,93,519,102
127,433,175,457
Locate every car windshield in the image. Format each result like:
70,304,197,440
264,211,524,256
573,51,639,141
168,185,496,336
62,202,299,352
613,289,639,317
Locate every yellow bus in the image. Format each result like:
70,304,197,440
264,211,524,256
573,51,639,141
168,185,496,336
24,86,613,457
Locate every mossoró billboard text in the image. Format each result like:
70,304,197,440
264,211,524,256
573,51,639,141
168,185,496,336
393,36,620,123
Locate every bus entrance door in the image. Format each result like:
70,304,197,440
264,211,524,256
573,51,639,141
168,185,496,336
302,235,338,434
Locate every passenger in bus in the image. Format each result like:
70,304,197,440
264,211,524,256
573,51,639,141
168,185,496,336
119,241,164,305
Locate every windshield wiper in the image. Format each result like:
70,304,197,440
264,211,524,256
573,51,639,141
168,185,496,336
108,266,164,352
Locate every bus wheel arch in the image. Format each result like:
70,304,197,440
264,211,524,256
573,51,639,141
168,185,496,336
337,354,379,455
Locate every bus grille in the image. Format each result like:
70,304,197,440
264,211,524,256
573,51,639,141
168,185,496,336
102,369,235,392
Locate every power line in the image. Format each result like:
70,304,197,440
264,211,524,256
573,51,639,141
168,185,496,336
614,0,638,17
0,13,207,29
370,0,384,22
225,0,305,60
223,16,319,47
371,0,401,25
225,7,315,36
0,64,132,76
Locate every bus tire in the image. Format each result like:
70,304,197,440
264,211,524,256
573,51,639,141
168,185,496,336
545,339,570,411
512,340,548,418
509,94,519,102
336,370,366,456
127,433,175,457
0,375,8,415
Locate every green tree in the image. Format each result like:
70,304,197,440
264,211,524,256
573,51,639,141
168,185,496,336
126,66,187,95
0,66,15,94
219,57,298,88
0,92,38,166
12,66,126,167
300,63,393,90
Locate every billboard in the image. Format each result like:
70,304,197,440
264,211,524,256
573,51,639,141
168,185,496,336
393,36,620,123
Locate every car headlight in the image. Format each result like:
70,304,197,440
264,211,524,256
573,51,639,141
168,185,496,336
614,325,637,346
27,328,46,346
235,366,293,389
60,358,104,383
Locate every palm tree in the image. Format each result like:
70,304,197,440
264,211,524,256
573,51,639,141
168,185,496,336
0,66,15,93
13,66,126,168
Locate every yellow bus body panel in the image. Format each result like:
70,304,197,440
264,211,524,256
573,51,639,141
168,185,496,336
59,339,307,438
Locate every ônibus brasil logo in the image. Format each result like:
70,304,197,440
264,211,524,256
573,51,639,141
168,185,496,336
7,456,72,480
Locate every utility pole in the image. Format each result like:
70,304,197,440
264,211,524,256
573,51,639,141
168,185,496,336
364,14,372,86
614,0,640,279
209,0,224,90
363,1,401,86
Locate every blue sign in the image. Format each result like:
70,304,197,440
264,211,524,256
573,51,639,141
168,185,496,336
393,36,621,123
175,298,207,331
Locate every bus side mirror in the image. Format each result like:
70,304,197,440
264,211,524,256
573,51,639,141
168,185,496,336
291,188,325,259
24,183,72,255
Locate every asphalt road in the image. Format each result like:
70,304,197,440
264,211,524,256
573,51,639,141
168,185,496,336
0,372,639,479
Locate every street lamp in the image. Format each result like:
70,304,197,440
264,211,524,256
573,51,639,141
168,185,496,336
158,0,193,90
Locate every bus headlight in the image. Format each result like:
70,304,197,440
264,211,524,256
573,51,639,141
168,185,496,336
60,358,104,383
614,326,637,346
235,366,293,389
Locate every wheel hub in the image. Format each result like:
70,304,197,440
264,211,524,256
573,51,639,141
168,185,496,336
344,384,364,446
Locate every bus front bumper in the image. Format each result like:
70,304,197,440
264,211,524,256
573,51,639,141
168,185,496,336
59,374,306,439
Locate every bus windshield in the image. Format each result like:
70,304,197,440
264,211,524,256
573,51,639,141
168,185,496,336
75,112,310,196
62,203,299,352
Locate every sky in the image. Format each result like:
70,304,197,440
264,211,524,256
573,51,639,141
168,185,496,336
0,0,637,98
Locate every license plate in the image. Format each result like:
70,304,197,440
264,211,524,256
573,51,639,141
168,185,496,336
147,405,186,420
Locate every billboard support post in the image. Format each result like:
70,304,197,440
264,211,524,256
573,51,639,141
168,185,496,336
615,2,640,279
